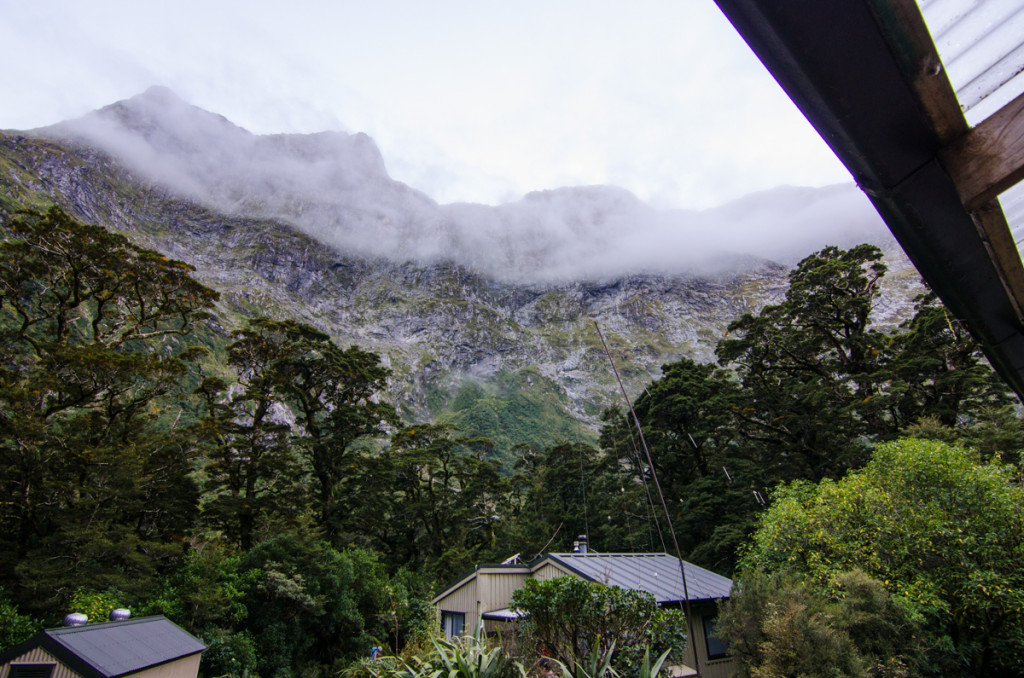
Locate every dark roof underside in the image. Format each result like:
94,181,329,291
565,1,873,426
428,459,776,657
713,0,1024,399
547,553,733,602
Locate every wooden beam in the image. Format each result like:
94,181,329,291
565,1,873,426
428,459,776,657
971,201,1024,325
941,91,1024,210
867,0,968,144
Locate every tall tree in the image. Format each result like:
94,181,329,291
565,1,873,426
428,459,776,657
373,423,504,579
196,373,307,549
716,244,889,480
236,319,397,541
505,440,655,558
886,291,1015,430
598,361,763,572
0,207,217,613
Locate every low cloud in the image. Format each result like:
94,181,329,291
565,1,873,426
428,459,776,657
39,88,892,284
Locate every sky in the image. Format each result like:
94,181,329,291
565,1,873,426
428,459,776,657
0,0,853,210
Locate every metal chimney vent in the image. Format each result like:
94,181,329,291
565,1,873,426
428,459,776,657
573,535,589,553
63,612,88,627
109,608,131,622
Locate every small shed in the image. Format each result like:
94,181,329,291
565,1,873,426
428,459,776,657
0,615,206,678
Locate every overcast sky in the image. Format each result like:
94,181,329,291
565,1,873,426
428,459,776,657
0,0,853,209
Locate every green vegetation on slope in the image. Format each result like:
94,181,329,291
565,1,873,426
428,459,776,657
441,367,597,462
3,149,1023,676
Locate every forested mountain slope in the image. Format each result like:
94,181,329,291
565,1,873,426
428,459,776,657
3,91,1020,676
0,89,915,453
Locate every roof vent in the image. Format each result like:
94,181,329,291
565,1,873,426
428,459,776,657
63,612,88,627
109,608,131,622
573,535,589,553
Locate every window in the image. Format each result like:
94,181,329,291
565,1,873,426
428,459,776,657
703,614,728,660
441,610,465,638
10,665,56,678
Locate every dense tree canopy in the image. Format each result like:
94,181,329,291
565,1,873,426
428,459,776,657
602,243,1020,575
718,568,926,678
3,208,1020,678
735,438,1024,677
0,207,216,612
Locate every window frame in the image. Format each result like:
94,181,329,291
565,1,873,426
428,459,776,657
440,610,466,639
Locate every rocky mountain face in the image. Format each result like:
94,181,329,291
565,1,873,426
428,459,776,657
0,89,918,449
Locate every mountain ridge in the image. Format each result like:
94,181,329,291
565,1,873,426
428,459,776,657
32,87,893,283
0,90,919,450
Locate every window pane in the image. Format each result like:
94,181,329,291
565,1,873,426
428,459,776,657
441,611,465,638
703,615,728,660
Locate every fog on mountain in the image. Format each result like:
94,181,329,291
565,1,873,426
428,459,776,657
36,87,892,283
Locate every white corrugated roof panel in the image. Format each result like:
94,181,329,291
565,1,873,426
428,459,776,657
918,0,1024,124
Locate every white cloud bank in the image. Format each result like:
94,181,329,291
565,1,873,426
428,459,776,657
0,1,852,210
39,88,891,283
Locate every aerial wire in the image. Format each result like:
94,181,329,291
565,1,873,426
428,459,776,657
593,319,701,678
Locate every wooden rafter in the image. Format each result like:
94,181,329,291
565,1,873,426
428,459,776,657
713,0,1024,399
971,203,1024,323
940,92,1024,211
877,0,1024,326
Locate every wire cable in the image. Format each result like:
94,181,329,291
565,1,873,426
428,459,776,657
594,319,702,678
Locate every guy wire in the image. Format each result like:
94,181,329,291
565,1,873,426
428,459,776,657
625,421,668,553
593,319,701,678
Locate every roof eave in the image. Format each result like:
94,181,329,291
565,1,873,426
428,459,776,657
713,0,1024,399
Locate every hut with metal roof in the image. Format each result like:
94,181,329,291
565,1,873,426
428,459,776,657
0,615,206,678
431,545,733,678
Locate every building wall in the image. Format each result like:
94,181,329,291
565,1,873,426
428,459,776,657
437,577,480,633
531,562,572,581
678,604,733,678
433,563,734,678
434,567,533,636
477,571,529,615
1,647,79,678
125,653,202,678
0,648,202,678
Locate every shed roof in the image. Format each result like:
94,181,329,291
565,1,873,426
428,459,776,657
0,616,206,678
542,553,733,603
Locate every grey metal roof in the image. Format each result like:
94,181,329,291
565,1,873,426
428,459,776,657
545,553,733,603
19,616,207,678
481,608,527,621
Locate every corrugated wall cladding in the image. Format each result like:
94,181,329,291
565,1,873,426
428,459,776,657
116,655,202,678
479,572,529,613
532,563,571,581
1,648,79,678
438,578,480,633
1,649,201,678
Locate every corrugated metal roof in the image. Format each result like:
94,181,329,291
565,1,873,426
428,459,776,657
1004,182,1024,243
481,608,527,621
546,553,732,603
918,0,1024,123
917,0,1024,308
44,616,206,678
